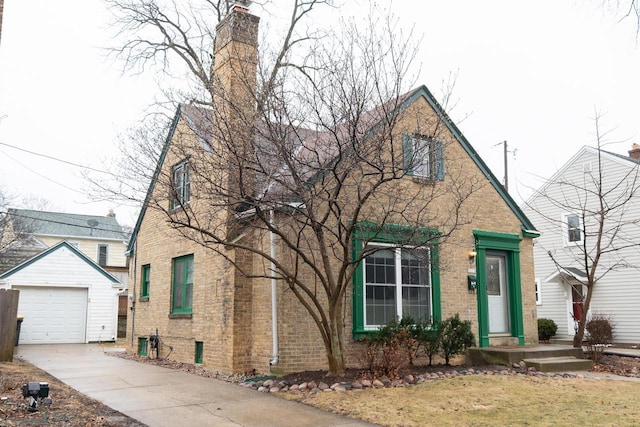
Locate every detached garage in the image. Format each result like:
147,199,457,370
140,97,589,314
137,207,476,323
0,241,123,344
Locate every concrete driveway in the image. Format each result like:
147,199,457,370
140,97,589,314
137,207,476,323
15,344,375,427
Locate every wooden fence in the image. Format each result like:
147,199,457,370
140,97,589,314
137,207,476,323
0,288,19,362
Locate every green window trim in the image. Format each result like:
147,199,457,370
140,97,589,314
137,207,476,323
138,337,148,356
473,230,524,348
140,264,150,299
352,222,441,339
171,254,194,314
195,341,203,364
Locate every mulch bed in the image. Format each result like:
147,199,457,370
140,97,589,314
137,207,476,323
0,358,144,426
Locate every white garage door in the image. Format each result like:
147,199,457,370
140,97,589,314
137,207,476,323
15,287,88,344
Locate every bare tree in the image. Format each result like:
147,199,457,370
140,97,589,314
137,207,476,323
601,0,640,36
101,2,484,374
0,187,44,274
525,112,640,347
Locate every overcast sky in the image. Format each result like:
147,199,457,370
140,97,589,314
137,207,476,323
0,0,638,228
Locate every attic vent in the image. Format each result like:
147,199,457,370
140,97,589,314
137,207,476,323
583,162,592,173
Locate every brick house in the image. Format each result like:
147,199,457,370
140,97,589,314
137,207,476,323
126,4,539,374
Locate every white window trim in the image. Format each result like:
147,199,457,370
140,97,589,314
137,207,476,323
562,212,583,246
363,242,432,330
97,243,108,266
411,135,433,179
171,160,191,209
535,278,542,305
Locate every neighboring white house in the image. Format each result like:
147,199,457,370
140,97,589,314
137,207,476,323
0,209,131,340
523,145,640,342
1,209,129,286
0,241,124,343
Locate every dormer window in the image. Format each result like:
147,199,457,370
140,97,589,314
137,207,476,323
403,134,445,181
171,160,191,210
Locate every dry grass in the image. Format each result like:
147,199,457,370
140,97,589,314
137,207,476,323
284,375,640,426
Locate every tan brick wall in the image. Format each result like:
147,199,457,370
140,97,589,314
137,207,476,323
129,92,537,374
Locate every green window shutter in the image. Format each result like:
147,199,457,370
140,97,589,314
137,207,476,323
435,140,445,181
402,134,414,174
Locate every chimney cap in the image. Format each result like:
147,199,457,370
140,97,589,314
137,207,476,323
232,1,251,12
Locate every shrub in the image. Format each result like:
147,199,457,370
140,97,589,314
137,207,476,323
537,318,558,341
440,314,475,365
360,318,416,377
414,319,442,366
586,313,614,363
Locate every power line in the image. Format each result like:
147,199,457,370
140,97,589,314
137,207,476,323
0,141,112,174
1,209,128,236
0,148,87,195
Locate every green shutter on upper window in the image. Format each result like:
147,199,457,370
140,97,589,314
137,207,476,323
434,140,445,181
402,134,414,174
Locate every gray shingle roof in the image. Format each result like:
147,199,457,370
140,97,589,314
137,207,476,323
9,209,126,240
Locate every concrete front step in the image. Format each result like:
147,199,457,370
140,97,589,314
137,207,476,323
467,345,584,366
522,356,594,372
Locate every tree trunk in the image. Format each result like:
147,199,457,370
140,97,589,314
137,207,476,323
325,300,346,375
573,285,594,347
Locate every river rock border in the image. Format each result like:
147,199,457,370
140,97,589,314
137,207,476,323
239,362,587,393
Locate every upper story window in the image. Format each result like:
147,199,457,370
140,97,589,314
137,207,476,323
403,134,445,181
171,160,191,210
564,213,583,245
97,244,108,267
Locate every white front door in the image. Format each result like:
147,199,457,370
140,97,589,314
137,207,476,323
486,253,510,334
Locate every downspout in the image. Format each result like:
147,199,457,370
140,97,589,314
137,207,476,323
269,209,279,367
129,240,137,348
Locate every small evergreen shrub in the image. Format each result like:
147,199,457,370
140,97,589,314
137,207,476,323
439,314,475,365
537,318,558,341
414,319,442,366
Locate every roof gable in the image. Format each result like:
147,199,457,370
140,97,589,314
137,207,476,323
9,209,126,241
128,85,538,252
398,86,537,234
524,145,639,206
0,241,121,283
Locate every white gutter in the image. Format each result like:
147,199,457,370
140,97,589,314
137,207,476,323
269,209,279,367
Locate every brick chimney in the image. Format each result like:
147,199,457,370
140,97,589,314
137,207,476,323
212,1,260,236
629,143,640,161
213,2,259,115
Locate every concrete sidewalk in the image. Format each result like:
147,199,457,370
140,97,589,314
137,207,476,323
15,344,375,427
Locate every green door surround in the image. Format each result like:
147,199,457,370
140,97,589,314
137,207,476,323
473,230,525,348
